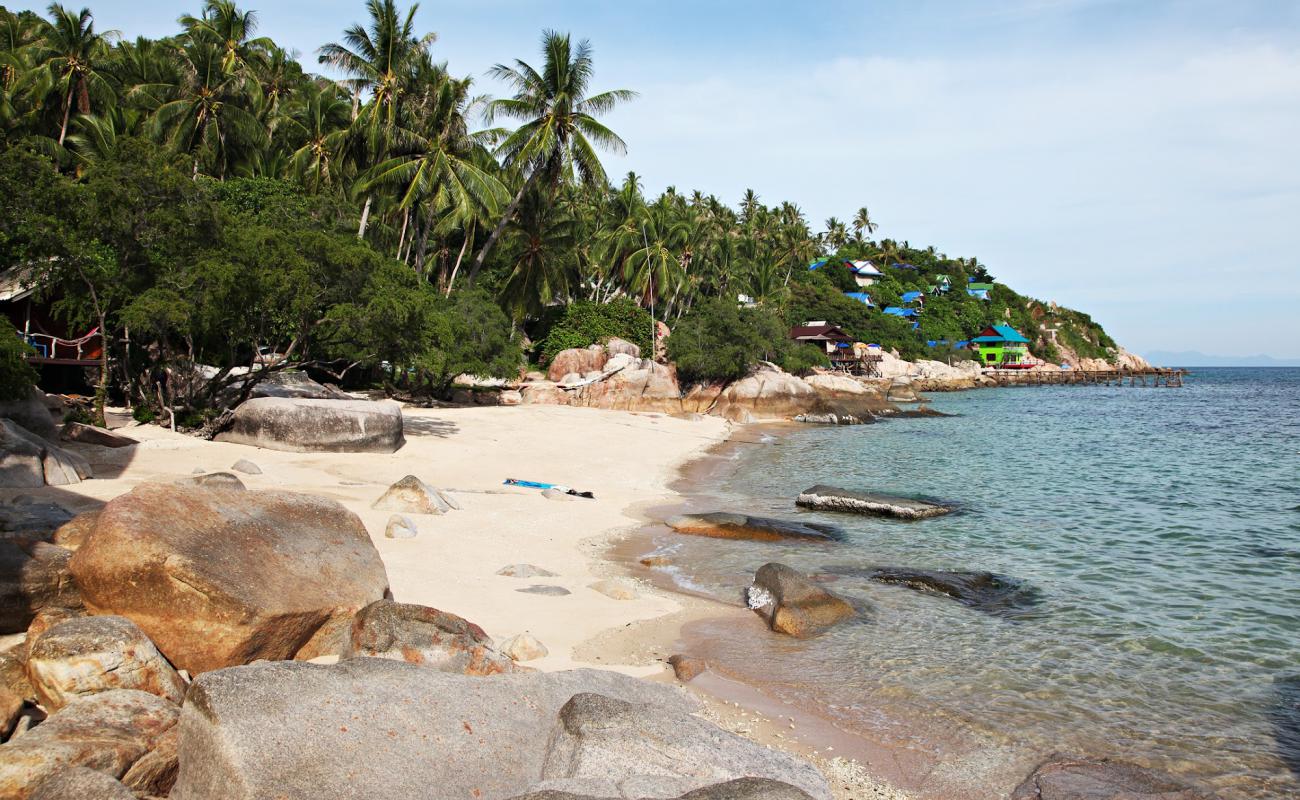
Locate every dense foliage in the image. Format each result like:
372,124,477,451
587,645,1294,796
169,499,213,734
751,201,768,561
0,321,37,400
669,299,828,384
536,298,651,364
0,1,1125,421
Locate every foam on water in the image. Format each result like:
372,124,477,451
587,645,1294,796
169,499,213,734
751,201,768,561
663,368,1300,798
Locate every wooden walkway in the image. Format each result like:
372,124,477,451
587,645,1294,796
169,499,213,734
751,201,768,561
986,367,1188,388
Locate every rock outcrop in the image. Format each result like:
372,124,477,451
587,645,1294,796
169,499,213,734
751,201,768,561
747,563,856,638
26,615,187,710
0,389,60,441
29,767,137,800
0,420,93,488
342,600,515,675
68,483,389,673
172,659,831,800
59,423,137,449
667,513,841,543
248,371,353,400
548,345,609,382
215,398,404,454
705,364,819,421
795,485,954,520
824,566,1040,617
0,689,179,800
1010,753,1219,799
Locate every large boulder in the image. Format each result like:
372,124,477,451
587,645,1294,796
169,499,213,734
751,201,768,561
535,693,829,799
342,600,516,675
26,615,187,711
520,380,570,406
68,483,390,674
0,689,179,800
746,563,856,638
547,346,608,383
666,513,841,543
795,485,954,520
172,659,830,800
0,541,81,634
0,389,59,442
604,338,641,359
708,364,819,421
215,398,405,454
1,501,75,540
0,420,92,488
571,360,684,414
1009,753,1219,799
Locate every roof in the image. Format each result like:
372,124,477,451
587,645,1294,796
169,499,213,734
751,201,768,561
972,325,1030,344
847,260,882,276
891,262,918,270
844,292,873,305
790,324,852,341
808,259,828,271
0,264,40,303
882,307,919,318
901,291,925,303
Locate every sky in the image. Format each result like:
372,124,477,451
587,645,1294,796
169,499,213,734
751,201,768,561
15,0,1300,360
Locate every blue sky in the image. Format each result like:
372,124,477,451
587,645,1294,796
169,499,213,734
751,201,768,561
15,0,1300,359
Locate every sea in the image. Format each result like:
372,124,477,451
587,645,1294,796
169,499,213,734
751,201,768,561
638,367,1300,798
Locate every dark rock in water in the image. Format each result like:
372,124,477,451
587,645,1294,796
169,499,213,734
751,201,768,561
666,513,841,542
1274,675,1300,776
826,566,1039,616
1250,545,1300,560
1009,753,1219,799
796,485,954,520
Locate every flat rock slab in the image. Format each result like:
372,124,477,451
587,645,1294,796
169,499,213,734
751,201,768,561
1010,753,1220,799
666,513,841,543
498,564,558,579
174,659,829,800
172,659,697,800
796,485,954,520
60,423,137,449
517,585,571,597
215,398,405,454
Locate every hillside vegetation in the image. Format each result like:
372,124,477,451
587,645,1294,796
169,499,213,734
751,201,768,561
0,2,1130,419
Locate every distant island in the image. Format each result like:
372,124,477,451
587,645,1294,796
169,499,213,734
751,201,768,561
1142,351,1300,368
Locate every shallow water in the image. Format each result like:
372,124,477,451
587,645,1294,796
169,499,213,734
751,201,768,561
653,368,1300,798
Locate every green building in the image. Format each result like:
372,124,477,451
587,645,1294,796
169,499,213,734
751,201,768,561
971,325,1031,366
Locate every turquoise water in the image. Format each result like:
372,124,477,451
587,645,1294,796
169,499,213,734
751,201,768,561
655,368,1300,797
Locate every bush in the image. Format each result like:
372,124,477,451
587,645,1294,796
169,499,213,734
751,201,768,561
668,298,826,384
538,298,652,363
132,405,156,424
0,325,37,402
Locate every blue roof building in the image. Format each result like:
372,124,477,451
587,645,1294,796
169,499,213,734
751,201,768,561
901,291,925,304
844,292,873,306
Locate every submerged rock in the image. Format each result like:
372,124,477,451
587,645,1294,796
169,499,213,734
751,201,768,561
796,485,954,520
840,566,1040,616
747,563,856,638
1009,753,1219,799
1273,675,1300,777
667,513,841,542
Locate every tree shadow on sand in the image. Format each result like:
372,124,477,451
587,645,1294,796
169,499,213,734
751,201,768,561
401,416,459,439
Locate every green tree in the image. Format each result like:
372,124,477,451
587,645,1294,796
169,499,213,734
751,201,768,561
35,4,116,146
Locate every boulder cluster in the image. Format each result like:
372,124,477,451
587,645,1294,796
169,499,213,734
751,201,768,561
0,478,835,799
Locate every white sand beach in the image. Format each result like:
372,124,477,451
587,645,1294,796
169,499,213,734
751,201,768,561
31,405,729,675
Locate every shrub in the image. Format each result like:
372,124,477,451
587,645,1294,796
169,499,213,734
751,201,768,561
668,298,826,384
538,298,652,363
132,405,156,424
0,325,37,402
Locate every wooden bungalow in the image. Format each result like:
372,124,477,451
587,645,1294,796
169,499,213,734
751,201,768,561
1,264,102,387
971,324,1031,367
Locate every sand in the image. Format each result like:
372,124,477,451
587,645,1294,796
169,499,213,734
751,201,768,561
14,402,914,798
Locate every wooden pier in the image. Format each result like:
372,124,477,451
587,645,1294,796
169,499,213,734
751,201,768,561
985,367,1188,388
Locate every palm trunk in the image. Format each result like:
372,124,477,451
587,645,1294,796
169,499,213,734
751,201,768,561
445,226,472,297
58,82,75,146
357,196,372,239
465,172,537,285
397,209,410,259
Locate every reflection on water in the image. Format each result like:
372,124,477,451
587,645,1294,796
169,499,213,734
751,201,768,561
655,368,1300,799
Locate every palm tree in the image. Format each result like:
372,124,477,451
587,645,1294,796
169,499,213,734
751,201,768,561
179,1,270,75
823,216,848,251
466,30,636,283
851,206,878,243
318,0,432,238
498,191,576,320
285,81,352,192
36,4,116,146
151,37,266,177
